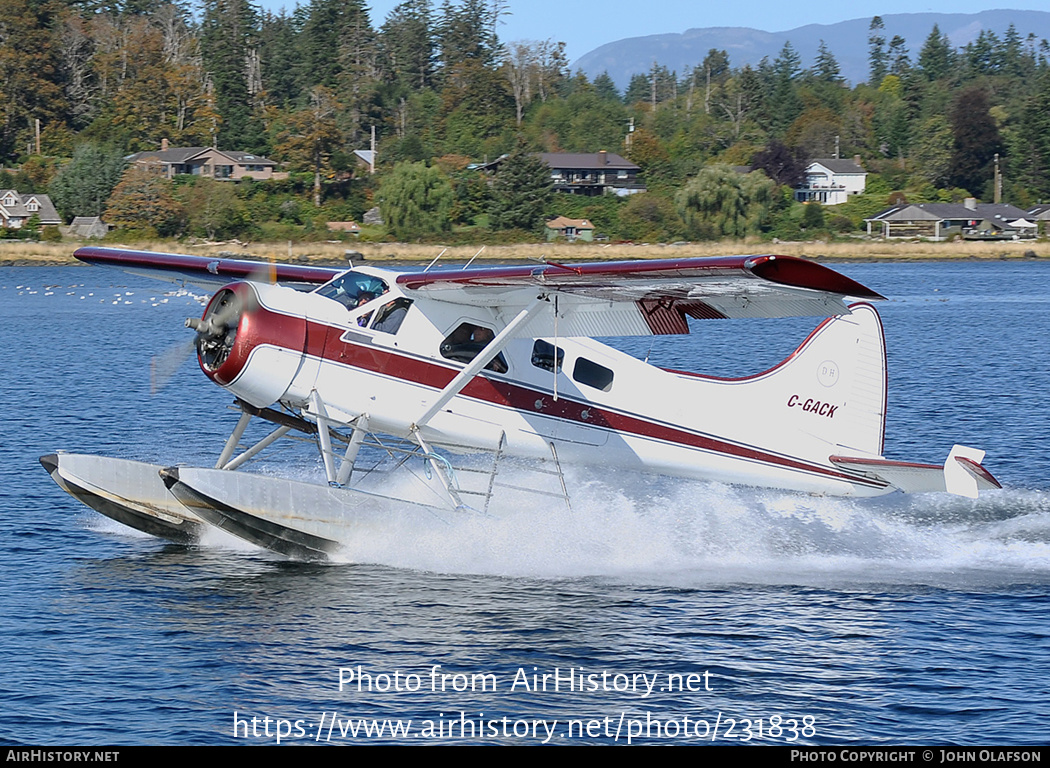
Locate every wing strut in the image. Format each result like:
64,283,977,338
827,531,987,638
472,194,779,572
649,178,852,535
412,295,546,430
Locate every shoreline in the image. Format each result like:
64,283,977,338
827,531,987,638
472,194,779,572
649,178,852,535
1,238,1047,266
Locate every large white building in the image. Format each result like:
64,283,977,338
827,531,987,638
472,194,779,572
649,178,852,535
794,158,867,205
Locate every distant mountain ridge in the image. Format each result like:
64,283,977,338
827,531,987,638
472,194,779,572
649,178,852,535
572,10,1050,89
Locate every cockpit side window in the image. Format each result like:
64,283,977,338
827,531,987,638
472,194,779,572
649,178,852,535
440,322,507,373
315,271,389,310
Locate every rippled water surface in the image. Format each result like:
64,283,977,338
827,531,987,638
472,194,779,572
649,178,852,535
1,260,1048,745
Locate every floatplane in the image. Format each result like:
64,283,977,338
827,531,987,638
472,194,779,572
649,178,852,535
42,246,1000,560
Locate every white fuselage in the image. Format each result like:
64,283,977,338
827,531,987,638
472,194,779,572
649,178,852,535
213,269,891,497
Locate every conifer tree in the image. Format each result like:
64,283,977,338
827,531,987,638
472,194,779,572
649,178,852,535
918,24,954,81
200,0,264,149
814,40,841,83
49,143,127,218
888,35,910,75
868,16,888,85
592,72,619,102
381,0,435,90
489,138,551,231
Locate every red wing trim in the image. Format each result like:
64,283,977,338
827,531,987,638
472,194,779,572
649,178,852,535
74,246,341,288
748,256,884,300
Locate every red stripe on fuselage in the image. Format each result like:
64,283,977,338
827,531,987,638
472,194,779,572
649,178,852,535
238,302,883,488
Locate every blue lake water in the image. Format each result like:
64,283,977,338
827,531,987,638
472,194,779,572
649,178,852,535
1,259,1048,745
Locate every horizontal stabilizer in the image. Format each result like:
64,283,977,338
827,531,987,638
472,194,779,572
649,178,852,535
830,445,1001,498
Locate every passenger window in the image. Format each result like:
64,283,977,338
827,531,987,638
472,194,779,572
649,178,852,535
531,340,564,373
369,298,412,335
440,322,507,373
573,357,614,392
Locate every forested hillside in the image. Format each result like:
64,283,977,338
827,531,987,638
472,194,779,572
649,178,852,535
2,0,1048,243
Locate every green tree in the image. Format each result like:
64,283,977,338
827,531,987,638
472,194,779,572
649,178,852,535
439,59,514,157
378,160,453,237
948,87,1002,195
49,144,127,219
200,0,263,149
888,35,911,76
1007,79,1050,200
800,201,824,231
592,72,619,102
618,192,682,241
259,11,301,109
675,165,775,239
104,166,185,235
918,24,954,81
436,0,499,70
911,115,953,187
868,16,888,85
489,139,552,231
177,178,251,240
380,0,436,90
813,40,841,83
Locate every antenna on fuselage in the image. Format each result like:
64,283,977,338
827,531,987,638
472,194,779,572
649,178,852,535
423,248,448,273
462,246,485,270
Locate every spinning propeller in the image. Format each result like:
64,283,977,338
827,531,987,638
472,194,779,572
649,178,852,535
149,258,276,394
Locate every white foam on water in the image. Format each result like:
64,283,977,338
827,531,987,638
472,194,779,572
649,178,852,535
300,462,1050,584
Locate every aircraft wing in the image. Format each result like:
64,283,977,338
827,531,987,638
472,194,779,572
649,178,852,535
397,255,884,336
73,247,341,291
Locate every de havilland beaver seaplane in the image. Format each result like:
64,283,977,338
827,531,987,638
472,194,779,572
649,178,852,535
42,246,1000,560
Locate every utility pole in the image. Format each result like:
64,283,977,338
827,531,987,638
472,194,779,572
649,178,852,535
994,153,1002,203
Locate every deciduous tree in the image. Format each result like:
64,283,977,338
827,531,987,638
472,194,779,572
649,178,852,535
948,86,1002,195
675,164,775,239
104,165,185,235
378,160,453,237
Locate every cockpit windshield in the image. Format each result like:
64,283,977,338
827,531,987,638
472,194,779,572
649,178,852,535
315,271,389,309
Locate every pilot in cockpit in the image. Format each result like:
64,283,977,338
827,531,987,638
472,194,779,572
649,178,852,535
316,271,388,310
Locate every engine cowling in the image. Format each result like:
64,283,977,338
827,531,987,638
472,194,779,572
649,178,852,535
190,282,307,408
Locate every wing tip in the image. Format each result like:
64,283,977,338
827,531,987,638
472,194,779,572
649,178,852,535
748,255,886,301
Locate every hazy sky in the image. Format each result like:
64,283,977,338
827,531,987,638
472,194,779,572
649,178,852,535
254,1,1049,63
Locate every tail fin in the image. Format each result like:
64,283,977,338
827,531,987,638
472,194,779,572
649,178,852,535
790,302,887,457
711,302,887,461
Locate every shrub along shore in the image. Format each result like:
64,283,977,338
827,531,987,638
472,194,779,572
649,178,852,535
1,238,1048,267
